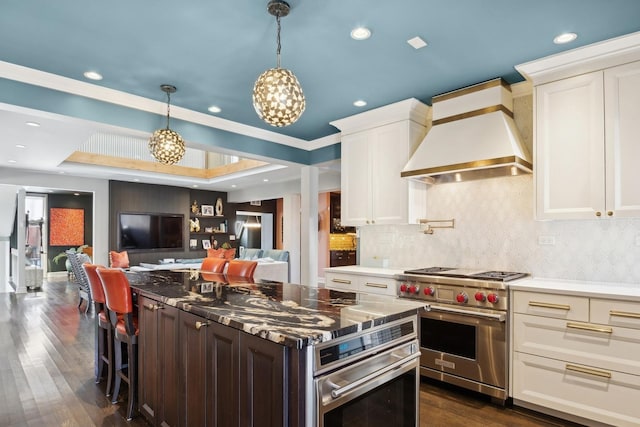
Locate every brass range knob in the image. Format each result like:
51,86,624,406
595,211,602,217
607,211,613,217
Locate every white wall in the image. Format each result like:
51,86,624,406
359,174,640,284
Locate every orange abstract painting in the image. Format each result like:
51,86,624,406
49,208,84,246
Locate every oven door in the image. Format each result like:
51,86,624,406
420,304,506,392
316,339,420,427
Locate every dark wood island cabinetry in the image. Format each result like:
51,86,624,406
127,270,421,427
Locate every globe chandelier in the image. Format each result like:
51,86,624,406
148,84,186,165
252,0,305,127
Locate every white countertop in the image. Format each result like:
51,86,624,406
324,265,406,279
510,277,640,301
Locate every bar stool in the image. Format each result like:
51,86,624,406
97,267,138,420
201,257,227,273
82,263,113,396
226,259,258,280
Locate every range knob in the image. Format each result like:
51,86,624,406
487,293,500,304
474,292,486,302
408,285,418,294
399,283,408,293
423,286,435,296
456,292,468,304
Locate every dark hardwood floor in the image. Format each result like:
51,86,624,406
0,277,583,427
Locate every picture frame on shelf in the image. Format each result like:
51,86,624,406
202,239,211,249
189,239,197,249
201,205,214,216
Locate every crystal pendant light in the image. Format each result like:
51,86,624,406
148,84,186,165
252,0,305,127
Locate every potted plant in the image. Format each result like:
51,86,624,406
52,244,89,273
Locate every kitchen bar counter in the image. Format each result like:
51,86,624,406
126,269,424,349
510,277,640,301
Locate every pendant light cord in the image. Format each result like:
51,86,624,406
276,13,282,68
165,91,171,129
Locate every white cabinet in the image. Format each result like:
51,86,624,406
512,290,640,426
324,266,396,296
517,33,640,220
331,99,429,226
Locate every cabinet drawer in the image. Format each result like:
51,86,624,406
359,276,396,296
325,272,359,292
513,351,640,427
591,299,640,330
513,291,589,321
513,313,640,375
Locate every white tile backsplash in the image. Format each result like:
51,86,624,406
359,174,640,284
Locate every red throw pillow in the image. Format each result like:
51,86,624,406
207,248,225,258
109,251,130,268
223,248,236,260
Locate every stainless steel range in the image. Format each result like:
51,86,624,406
396,267,528,403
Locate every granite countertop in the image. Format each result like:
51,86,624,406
510,277,640,302
126,270,425,349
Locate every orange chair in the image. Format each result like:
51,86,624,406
83,263,113,396
97,267,138,420
226,259,258,280
201,257,228,273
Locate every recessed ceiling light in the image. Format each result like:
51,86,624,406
553,32,577,44
58,171,65,174
263,179,269,182
350,27,371,40
231,184,237,188
192,184,199,188
73,193,80,196
133,178,140,182
25,121,40,127
407,36,428,49
15,144,26,149
208,105,222,114
83,70,103,81
353,100,367,107
8,160,17,164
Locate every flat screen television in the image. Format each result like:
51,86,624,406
118,212,184,251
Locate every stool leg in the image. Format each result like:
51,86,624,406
112,337,122,405
96,324,105,383
105,326,113,397
94,319,100,383
126,341,138,420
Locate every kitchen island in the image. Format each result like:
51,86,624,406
125,269,423,427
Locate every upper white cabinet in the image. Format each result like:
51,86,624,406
331,99,430,226
517,33,640,220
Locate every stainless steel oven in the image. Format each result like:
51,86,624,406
397,267,527,403
311,316,420,427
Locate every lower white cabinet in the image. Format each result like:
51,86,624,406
512,290,640,427
325,270,397,297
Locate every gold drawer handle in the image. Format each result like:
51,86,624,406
144,303,156,311
365,282,388,289
528,301,571,311
610,310,640,319
566,364,611,379
566,322,612,334
332,278,352,284
195,321,209,331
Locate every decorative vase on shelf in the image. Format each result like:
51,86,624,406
191,200,199,215
215,198,223,216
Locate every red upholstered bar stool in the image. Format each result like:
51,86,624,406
82,263,113,396
226,259,258,280
201,257,227,273
97,267,139,420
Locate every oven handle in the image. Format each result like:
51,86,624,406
329,353,419,399
425,304,506,322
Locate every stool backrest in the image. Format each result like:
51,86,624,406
226,259,258,280
201,257,227,273
96,267,134,315
83,263,106,304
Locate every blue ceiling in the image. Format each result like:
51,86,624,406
2,0,640,144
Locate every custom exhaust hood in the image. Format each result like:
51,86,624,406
402,79,532,184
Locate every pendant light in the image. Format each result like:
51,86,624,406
148,84,186,165
252,0,305,127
